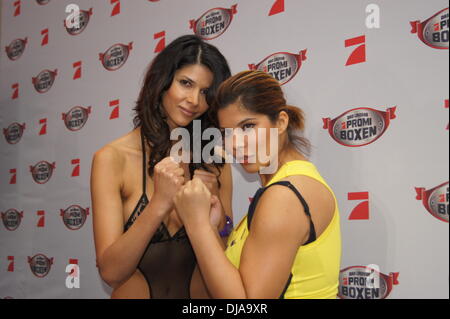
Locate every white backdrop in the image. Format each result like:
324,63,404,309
0,0,448,299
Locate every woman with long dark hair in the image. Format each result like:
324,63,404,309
90,35,233,299
174,70,342,299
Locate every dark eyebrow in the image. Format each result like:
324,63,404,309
236,118,257,127
180,76,195,84
219,118,257,130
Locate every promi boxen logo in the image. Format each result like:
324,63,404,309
60,205,89,231
99,43,133,71
3,123,25,144
28,254,53,278
415,182,449,223
32,69,57,94
62,106,91,131
249,50,307,86
411,7,449,49
64,6,93,36
339,266,399,299
5,38,27,61
323,107,396,147
190,5,237,40
1,209,24,231
30,161,55,184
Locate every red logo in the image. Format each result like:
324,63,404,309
190,5,238,40
30,161,55,184
445,99,449,130
154,31,166,53
5,38,27,61
249,50,307,86
41,28,49,46
110,0,121,17
99,43,133,71
323,107,396,147
13,1,21,17
3,123,25,144
28,254,54,278
1,209,24,231
415,182,449,223
60,206,89,230
11,83,19,100
32,69,57,93
345,35,366,66
8,256,14,272
411,8,449,49
62,106,91,131
36,210,45,228
109,100,120,120
73,61,82,80
39,118,47,136
9,169,17,185
348,192,369,220
339,266,399,299
64,8,93,35
269,0,285,16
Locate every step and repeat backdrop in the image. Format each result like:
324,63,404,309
0,0,448,299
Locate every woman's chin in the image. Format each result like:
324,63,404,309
240,163,259,174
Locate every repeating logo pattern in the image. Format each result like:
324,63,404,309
1,1,448,299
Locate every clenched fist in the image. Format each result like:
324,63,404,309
174,177,212,229
152,157,186,215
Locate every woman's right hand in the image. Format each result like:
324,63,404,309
152,157,186,215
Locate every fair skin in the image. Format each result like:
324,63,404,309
174,102,335,298
91,64,233,299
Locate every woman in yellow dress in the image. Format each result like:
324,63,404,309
174,70,342,299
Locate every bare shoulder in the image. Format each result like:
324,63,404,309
92,143,125,173
92,130,140,171
282,175,335,208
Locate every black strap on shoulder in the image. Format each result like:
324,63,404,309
247,181,316,245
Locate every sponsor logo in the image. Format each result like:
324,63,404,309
249,50,307,86
3,123,25,144
64,8,93,35
1,209,24,231
339,266,399,299
62,106,91,131
323,107,396,147
345,35,366,66
190,5,237,40
411,8,449,49
415,182,449,223
30,161,55,184
5,38,27,61
32,69,57,93
28,254,53,278
60,205,89,230
99,43,133,71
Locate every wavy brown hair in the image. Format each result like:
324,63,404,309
133,35,231,178
211,70,311,157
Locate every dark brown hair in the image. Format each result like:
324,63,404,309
212,70,310,156
133,35,231,177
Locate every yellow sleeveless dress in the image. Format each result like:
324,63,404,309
225,160,342,299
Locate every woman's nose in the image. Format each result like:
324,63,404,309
186,90,199,106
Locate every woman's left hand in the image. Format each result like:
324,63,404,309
174,177,212,228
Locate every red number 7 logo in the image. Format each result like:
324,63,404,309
345,35,366,66
348,192,369,220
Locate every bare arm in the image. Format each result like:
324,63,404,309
91,147,181,288
175,177,333,298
